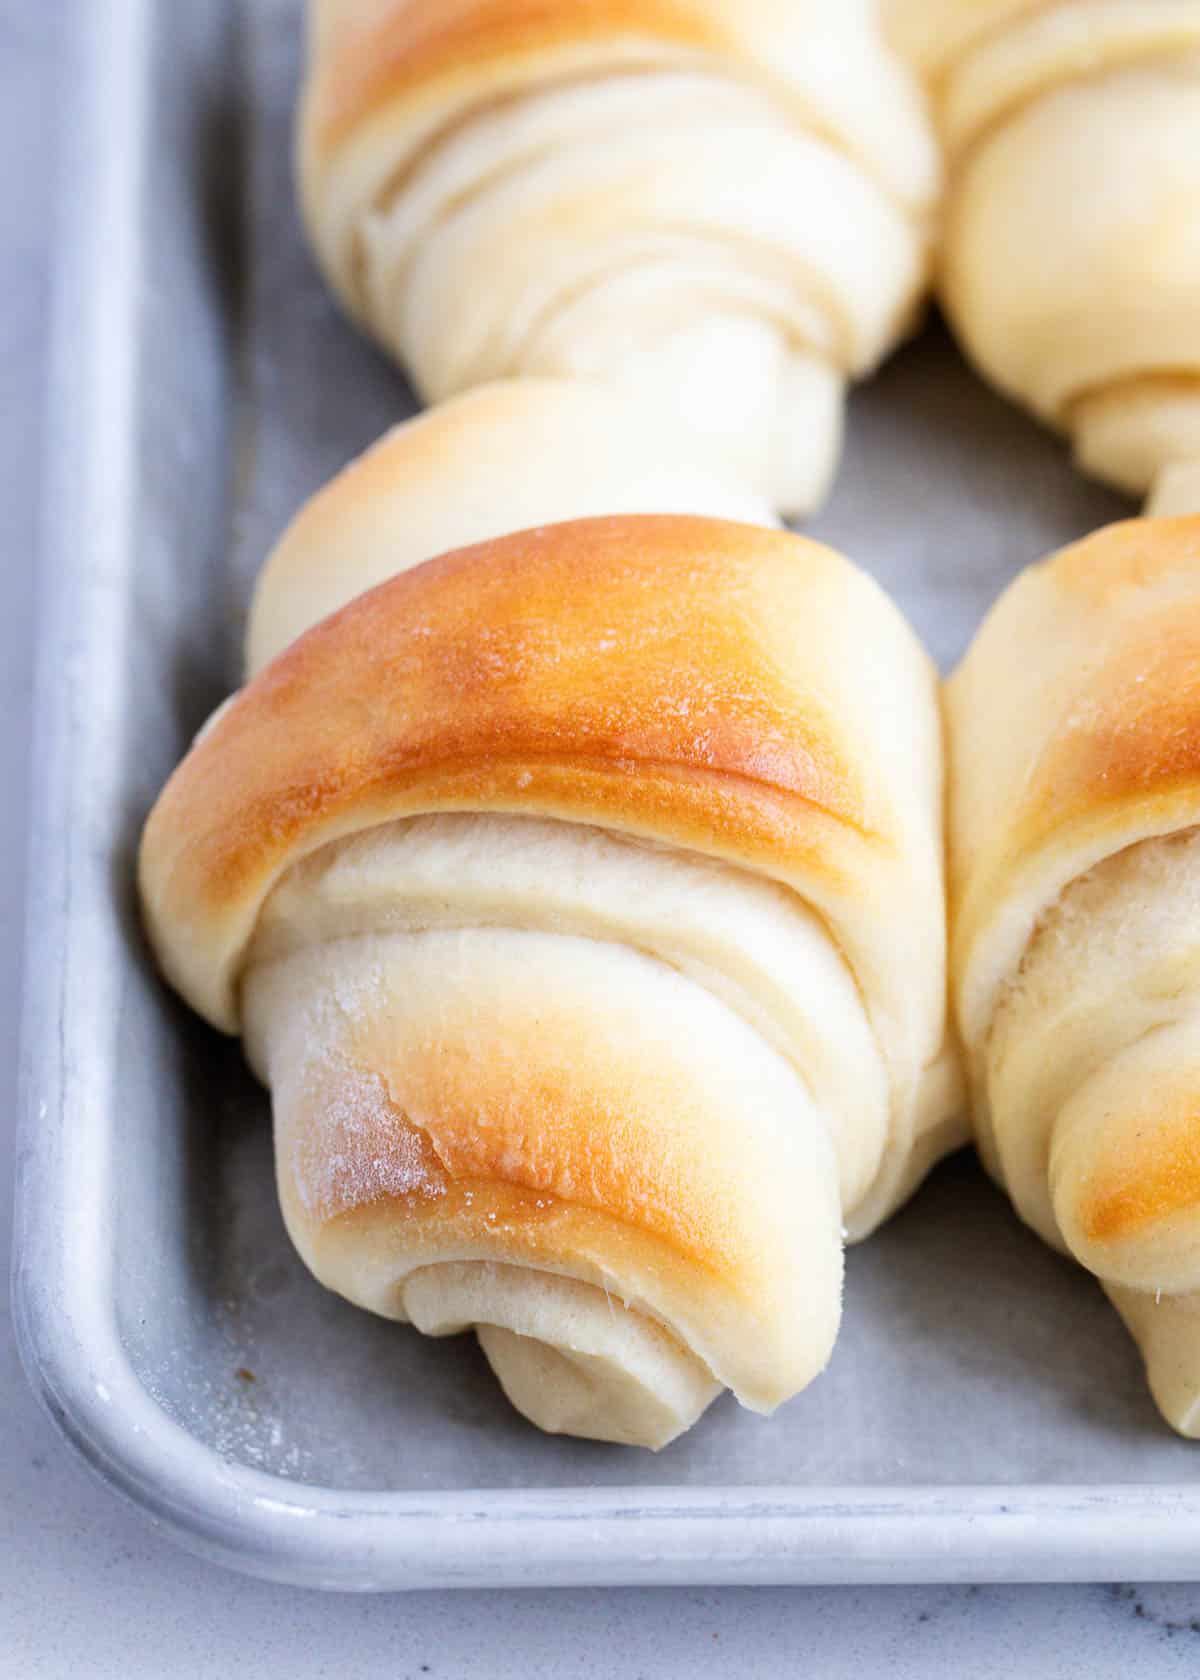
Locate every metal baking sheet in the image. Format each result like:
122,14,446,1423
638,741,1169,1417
15,0,1200,1591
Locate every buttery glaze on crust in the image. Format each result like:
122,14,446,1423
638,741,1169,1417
285,1052,752,1301
141,515,942,1035
1075,1097,1200,1247
951,515,1200,1013
145,473,956,1441
336,989,752,1283
244,379,775,674
250,918,849,1415
311,0,728,152
1029,509,1200,603
281,1000,764,1304
948,513,1200,1434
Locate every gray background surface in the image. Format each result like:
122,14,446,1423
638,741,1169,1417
6,2,1200,1671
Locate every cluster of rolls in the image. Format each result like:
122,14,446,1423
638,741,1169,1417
139,0,1200,1448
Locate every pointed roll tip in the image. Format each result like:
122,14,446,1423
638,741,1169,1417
1107,1282,1200,1440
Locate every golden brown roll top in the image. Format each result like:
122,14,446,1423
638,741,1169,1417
951,515,1200,1054
141,495,958,1445
244,903,845,1433
306,0,934,197
145,514,947,1128
948,513,1200,1433
891,0,1200,503
298,0,938,515
245,379,776,673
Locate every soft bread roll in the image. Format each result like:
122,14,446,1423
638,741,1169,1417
948,513,1200,1434
246,378,774,673
297,0,939,516
1148,463,1200,519
142,494,960,1447
890,0,1200,505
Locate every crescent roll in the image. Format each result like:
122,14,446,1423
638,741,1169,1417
297,0,939,516
890,0,1200,505
246,377,775,672
140,423,959,1448
948,512,1200,1435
